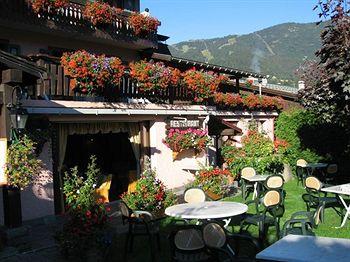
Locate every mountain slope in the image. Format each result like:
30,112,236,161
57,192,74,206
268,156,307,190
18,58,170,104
169,22,323,85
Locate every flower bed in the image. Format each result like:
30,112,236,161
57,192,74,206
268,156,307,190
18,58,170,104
163,128,211,159
61,50,124,95
121,162,176,215
30,0,69,14
83,1,122,26
129,60,181,92
183,69,228,102
214,92,284,111
128,12,161,36
190,167,233,197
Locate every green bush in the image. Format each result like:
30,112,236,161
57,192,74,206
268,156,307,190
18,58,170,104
275,108,323,168
221,129,284,176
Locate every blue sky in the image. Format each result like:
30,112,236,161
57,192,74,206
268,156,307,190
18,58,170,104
141,0,319,44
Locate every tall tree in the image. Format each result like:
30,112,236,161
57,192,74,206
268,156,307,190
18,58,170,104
299,1,350,125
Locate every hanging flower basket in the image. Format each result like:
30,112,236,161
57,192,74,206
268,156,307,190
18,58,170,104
83,1,122,26
129,60,181,92
182,69,228,102
61,50,125,96
128,12,160,36
163,128,211,160
30,0,69,14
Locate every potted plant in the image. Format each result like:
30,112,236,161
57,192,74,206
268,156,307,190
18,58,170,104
129,60,181,92
55,156,110,260
61,50,125,98
190,167,234,200
162,128,211,160
182,69,227,103
83,1,122,26
30,0,69,14
128,12,160,37
121,159,177,218
4,135,42,227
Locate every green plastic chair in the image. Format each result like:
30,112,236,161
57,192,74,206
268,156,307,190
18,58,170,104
240,190,285,242
281,202,325,238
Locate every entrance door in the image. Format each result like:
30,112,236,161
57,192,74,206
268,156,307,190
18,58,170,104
63,132,137,201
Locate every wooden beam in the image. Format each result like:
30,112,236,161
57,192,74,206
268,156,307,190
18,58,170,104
2,69,22,84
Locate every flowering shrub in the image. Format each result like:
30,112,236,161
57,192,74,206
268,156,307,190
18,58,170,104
61,50,124,95
221,129,287,176
214,92,284,111
129,12,161,36
83,1,122,26
191,167,233,196
163,128,211,155
31,0,69,14
121,161,177,214
183,69,227,102
56,156,109,259
5,135,42,190
129,60,181,92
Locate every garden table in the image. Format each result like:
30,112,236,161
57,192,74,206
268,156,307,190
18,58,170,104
243,175,269,199
165,201,248,227
256,235,350,262
305,163,328,176
322,183,350,228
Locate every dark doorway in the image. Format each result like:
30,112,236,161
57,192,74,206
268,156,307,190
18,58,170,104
63,132,137,201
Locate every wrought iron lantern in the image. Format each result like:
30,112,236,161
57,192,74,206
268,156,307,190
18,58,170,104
7,86,28,131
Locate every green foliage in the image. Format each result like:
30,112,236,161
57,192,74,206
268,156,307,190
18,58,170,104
275,109,323,167
221,129,283,176
56,156,109,260
5,135,42,190
121,159,177,214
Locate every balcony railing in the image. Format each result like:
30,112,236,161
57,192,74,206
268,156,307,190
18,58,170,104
32,59,194,104
0,0,158,48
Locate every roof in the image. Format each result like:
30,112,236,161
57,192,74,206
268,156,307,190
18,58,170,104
0,50,46,78
151,52,266,78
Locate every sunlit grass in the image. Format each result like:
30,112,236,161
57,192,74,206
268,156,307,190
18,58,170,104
106,179,350,261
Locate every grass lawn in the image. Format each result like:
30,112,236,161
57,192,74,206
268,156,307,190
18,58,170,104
106,179,350,262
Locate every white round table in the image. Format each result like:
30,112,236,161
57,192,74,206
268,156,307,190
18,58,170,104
165,201,248,227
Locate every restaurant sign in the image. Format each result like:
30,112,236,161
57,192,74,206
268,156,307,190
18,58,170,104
166,117,202,129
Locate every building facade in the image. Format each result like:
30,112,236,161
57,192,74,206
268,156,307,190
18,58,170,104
0,0,296,225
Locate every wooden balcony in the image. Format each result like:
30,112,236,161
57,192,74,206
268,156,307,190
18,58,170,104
31,59,194,105
0,0,158,50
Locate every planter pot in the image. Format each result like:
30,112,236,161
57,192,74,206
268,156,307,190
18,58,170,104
205,190,223,201
282,163,293,182
3,186,22,228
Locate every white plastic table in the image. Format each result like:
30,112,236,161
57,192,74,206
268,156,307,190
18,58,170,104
165,201,248,227
244,175,269,199
256,235,350,262
322,183,350,228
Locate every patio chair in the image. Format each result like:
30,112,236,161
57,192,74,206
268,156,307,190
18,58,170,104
324,164,338,183
241,167,256,201
184,187,206,203
281,202,325,238
263,175,285,203
240,190,285,242
169,225,211,262
119,201,161,261
296,159,308,186
303,176,343,218
202,222,261,261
